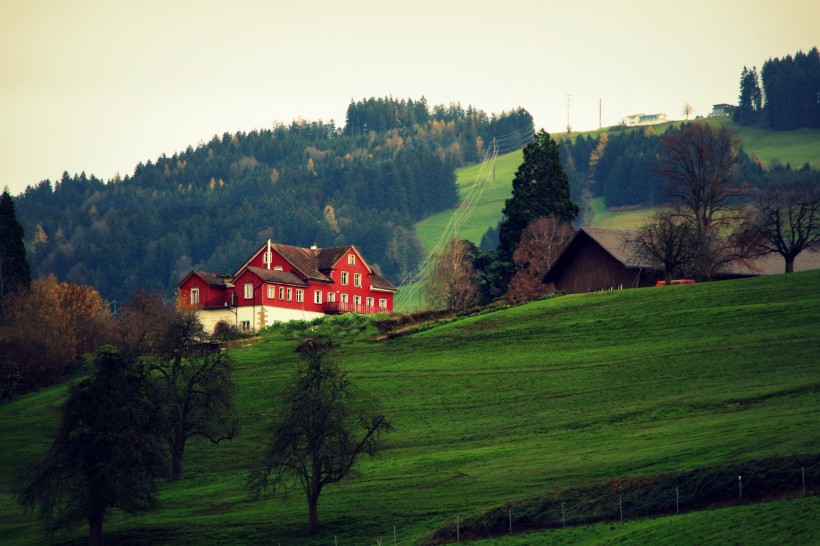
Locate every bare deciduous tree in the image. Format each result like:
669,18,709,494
628,211,698,284
658,123,748,278
425,239,479,311
248,337,392,534
507,217,574,303
740,177,820,272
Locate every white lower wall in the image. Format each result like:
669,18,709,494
198,305,324,333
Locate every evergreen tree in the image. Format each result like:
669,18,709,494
0,188,31,315
498,130,578,259
734,66,762,126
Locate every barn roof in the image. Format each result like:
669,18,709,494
579,228,648,268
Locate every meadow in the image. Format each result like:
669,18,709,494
1,270,818,544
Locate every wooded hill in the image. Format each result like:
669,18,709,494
13,99,533,302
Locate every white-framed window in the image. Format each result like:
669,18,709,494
314,290,322,304
263,251,272,265
340,293,348,303
190,288,200,305
287,288,293,301
296,289,304,303
244,283,253,299
353,273,362,287
353,295,361,306
341,271,348,285
267,285,276,299
348,253,356,266
279,287,285,300
379,298,388,308
366,296,374,307
327,292,336,303
240,320,250,331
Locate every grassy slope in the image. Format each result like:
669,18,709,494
414,119,820,252
2,271,820,544
415,150,523,252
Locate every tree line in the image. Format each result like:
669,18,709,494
13,101,533,303
734,47,820,130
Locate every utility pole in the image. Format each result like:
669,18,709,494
492,137,497,183
565,94,572,133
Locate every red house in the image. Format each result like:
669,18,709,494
177,241,398,331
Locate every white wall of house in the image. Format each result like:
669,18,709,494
196,308,238,334
198,305,324,333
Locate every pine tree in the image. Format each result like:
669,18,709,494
498,130,578,259
0,188,31,314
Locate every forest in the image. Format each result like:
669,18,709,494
734,47,820,130
14,99,533,302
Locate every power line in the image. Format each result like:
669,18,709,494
393,126,535,309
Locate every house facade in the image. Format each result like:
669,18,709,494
178,241,398,332
621,113,668,127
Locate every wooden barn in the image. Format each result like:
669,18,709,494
542,227,820,294
542,228,658,293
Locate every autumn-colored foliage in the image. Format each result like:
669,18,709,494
0,275,110,399
506,217,574,304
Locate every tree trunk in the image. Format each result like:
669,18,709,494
785,255,795,273
169,431,185,481
307,490,320,534
89,514,104,546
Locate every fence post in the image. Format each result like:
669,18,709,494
676,486,679,514
619,494,623,522
738,475,743,500
456,514,459,543
802,466,806,497
561,501,565,528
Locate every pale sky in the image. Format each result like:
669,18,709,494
1,0,817,196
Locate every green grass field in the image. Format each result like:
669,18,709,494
1,271,819,544
414,150,523,252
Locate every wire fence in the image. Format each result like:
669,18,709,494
426,454,819,544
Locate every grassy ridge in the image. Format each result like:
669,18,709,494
1,272,819,544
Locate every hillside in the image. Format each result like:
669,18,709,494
415,119,820,254
2,271,819,544
13,100,533,303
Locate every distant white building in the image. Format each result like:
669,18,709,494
710,103,735,117
621,113,668,127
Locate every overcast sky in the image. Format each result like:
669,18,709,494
1,0,817,195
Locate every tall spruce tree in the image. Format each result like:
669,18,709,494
498,130,578,259
0,188,31,314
